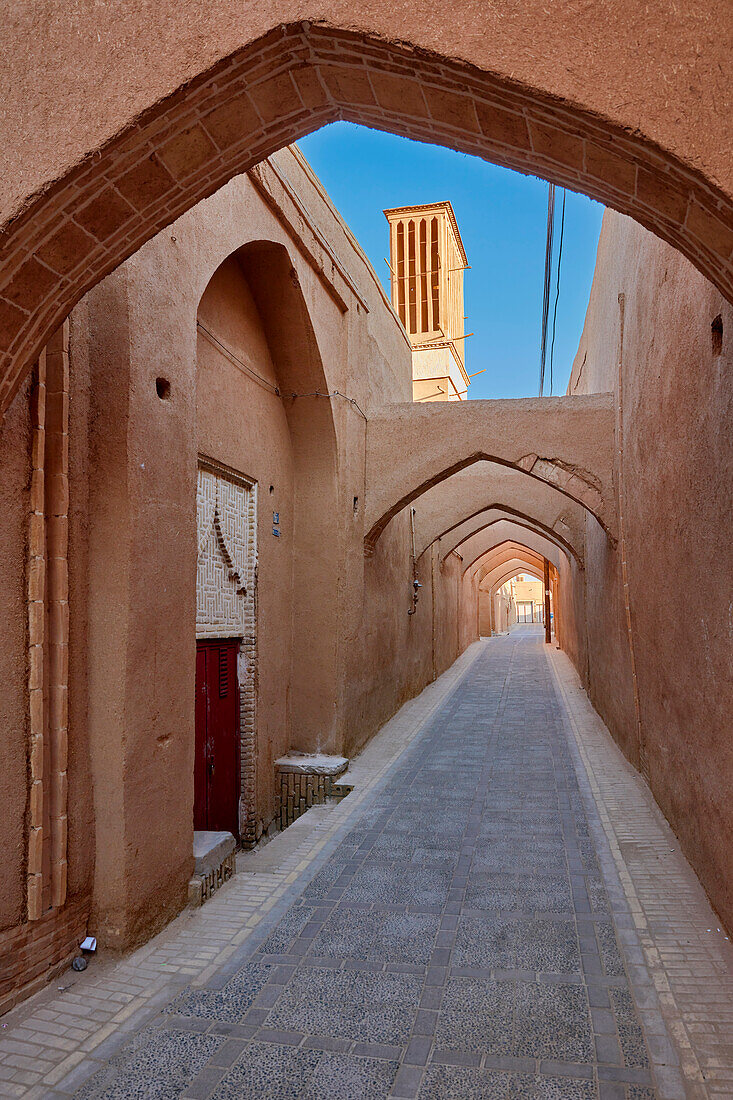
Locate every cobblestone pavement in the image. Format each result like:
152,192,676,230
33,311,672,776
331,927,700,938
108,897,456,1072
2,629,732,1099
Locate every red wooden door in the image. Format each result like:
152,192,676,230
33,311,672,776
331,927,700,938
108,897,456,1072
194,640,239,836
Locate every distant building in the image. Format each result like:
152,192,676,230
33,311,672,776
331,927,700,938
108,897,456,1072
384,201,470,402
509,574,546,624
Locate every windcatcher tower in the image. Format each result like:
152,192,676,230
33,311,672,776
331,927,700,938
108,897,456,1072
384,201,469,402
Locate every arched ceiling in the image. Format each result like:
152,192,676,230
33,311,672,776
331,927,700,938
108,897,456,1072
477,557,545,594
364,397,616,550
462,532,562,579
412,464,585,561
441,511,579,567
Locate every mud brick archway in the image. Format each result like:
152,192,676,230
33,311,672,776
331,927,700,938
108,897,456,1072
364,395,616,550
410,466,586,563
466,541,555,581
1,13,732,411
442,511,580,568
465,529,566,581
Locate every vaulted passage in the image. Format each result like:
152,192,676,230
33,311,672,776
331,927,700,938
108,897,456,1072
4,630,731,1095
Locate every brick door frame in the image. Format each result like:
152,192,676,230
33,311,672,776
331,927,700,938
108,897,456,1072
195,455,258,845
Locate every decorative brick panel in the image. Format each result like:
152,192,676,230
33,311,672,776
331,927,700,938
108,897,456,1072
196,457,258,844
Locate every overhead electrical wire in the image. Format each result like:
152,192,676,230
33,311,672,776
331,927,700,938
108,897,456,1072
548,188,567,396
197,319,367,418
539,183,556,396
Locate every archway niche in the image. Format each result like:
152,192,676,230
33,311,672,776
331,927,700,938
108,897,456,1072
195,240,340,842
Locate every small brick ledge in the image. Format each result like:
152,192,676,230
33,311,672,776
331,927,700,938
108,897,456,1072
188,832,237,908
276,753,349,830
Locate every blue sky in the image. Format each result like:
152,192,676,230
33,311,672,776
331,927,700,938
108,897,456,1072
298,123,604,400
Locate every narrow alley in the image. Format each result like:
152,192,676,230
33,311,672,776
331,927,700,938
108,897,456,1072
2,630,732,1100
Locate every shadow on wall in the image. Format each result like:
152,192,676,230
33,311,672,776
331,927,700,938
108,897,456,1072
557,209,733,935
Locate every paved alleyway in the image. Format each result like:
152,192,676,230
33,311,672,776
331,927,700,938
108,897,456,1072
2,630,733,1099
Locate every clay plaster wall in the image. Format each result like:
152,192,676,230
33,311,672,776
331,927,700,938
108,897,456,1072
1,1,732,421
71,148,416,946
0,312,95,1008
555,554,587,683
562,210,733,930
351,534,475,757
65,308,95,910
479,585,511,636
434,549,472,680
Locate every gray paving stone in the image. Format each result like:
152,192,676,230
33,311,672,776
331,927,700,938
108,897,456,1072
265,966,422,1044
596,922,627,977
464,872,574,914
309,908,439,964
75,1029,226,1099
513,980,594,1063
303,861,352,900
209,1041,321,1098
181,1067,227,1099
169,963,273,1023
54,634,671,1099
302,1052,399,1099
474,840,567,870
418,1064,509,1099
419,1065,600,1099
434,977,515,1055
392,1063,426,1097
341,864,453,907
454,914,581,973
259,904,318,954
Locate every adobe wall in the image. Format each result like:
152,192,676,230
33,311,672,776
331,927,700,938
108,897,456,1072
435,552,468,674
0,317,96,1013
458,570,480,655
65,307,95,914
554,554,587,685
477,580,495,637
350,520,429,754
3,3,729,241
563,210,733,930
69,147,417,946
349,535,475,758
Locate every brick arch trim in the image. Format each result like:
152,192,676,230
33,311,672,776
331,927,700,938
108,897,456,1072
2,23,733,414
